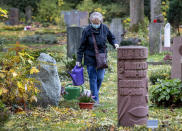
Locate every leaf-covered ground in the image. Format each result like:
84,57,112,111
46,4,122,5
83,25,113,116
0,23,181,131
1,45,182,131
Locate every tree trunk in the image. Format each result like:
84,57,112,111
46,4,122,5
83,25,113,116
130,0,144,29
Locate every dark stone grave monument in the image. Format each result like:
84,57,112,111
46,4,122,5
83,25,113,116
8,8,19,25
117,46,148,127
171,37,182,80
67,26,84,58
25,6,32,24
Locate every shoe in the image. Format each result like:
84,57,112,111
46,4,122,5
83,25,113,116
94,102,100,107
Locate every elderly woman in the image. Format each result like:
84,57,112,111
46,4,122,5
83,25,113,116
76,12,119,106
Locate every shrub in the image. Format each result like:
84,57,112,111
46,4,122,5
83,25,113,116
20,34,59,44
150,79,182,107
3,25,24,31
149,65,171,85
78,93,95,103
36,0,63,24
0,43,40,107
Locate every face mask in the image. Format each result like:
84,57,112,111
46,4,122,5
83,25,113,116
91,23,100,29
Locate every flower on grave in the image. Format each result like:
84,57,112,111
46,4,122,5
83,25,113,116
153,19,157,23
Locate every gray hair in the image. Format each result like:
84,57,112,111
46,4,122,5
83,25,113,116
89,12,103,22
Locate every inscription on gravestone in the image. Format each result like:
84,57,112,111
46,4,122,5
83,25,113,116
117,46,148,127
171,37,182,80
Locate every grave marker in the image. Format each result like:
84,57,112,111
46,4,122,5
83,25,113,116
110,18,124,44
67,26,83,58
171,37,182,80
149,23,163,54
8,8,19,25
117,46,148,127
164,23,171,47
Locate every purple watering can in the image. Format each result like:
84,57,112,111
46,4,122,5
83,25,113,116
69,65,84,86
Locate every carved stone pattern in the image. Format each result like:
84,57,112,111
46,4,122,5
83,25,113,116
117,46,148,127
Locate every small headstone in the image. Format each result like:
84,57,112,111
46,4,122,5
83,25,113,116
151,0,161,22
149,23,163,55
171,37,182,80
61,10,88,27
35,53,61,107
147,120,158,129
25,6,32,24
67,26,84,58
79,11,89,27
110,18,124,44
117,46,148,127
164,23,171,47
8,8,19,25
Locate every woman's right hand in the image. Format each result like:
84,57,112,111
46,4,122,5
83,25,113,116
76,61,81,67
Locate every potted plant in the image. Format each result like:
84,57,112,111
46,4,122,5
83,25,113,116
78,93,95,109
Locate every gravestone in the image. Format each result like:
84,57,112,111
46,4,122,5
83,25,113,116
61,10,88,27
151,0,161,22
110,18,124,44
35,53,61,107
117,46,148,127
164,23,171,47
149,23,163,54
25,6,32,24
171,37,182,80
67,27,84,58
79,11,89,27
8,8,19,25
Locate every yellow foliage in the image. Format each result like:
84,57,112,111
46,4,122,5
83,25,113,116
0,45,40,105
30,67,40,74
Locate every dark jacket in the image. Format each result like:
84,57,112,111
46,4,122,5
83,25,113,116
77,23,117,66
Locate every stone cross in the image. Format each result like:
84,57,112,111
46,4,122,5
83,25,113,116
110,18,124,44
171,37,182,80
67,26,84,58
117,46,148,127
149,23,163,54
8,8,19,25
164,23,171,47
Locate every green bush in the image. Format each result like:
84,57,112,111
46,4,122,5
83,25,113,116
36,0,63,24
20,34,59,44
149,66,171,85
3,25,24,31
150,79,182,107
167,0,182,35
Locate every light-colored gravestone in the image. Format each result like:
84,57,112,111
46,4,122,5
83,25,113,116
149,23,163,54
8,8,19,25
172,37,182,80
67,27,83,58
61,10,88,27
117,46,148,127
164,23,171,47
151,0,161,22
110,18,124,44
25,6,32,24
79,11,89,27
35,53,61,107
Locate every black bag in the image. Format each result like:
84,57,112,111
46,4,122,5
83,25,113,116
92,33,108,69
